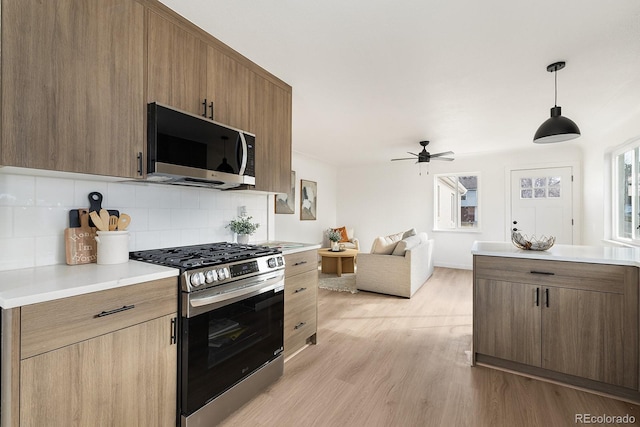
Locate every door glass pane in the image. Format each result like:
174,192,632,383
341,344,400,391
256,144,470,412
534,177,547,188
520,178,532,189
534,188,546,198
521,189,532,199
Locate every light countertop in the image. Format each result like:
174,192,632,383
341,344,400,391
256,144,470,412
258,241,321,255
0,261,179,309
471,241,640,267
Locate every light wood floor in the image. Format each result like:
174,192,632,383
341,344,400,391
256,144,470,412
220,268,640,426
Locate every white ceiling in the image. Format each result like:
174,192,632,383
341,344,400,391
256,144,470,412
159,0,640,166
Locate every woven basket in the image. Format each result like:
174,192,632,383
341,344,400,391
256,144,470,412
511,231,555,251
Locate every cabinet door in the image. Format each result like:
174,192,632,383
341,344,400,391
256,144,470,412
147,10,205,115
1,0,145,178
475,278,541,366
205,45,251,130
251,75,292,193
20,314,177,427
542,287,631,388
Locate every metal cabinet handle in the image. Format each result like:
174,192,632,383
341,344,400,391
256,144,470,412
136,152,143,176
530,270,555,275
202,99,208,117
95,304,135,318
294,322,306,330
534,288,539,306
208,101,214,120
545,288,550,307
170,317,177,345
293,261,308,266
294,287,307,293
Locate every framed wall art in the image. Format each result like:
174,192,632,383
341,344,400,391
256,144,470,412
275,171,296,214
300,179,317,220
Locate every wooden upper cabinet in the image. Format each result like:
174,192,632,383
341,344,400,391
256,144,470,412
146,10,205,115
1,0,145,178
251,75,292,193
206,45,251,131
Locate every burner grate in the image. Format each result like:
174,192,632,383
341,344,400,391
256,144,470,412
129,242,280,270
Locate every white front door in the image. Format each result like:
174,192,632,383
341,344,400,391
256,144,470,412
510,167,573,244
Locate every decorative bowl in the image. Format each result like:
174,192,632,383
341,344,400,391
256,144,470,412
511,231,555,251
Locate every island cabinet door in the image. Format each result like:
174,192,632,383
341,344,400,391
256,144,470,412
541,287,634,389
475,278,541,366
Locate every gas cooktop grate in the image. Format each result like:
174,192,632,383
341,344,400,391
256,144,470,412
130,242,280,269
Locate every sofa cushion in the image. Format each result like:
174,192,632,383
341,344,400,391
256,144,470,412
392,234,423,256
402,228,417,239
333,226,349,242
371,231,404,254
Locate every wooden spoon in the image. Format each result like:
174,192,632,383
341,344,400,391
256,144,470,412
99,209,110,232
109,215,118,231
89,211,106,231
117,213,131,231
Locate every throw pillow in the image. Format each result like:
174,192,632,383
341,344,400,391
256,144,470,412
333,226,349,242
370,231,404,254
402,228,417,239
392,234,422,256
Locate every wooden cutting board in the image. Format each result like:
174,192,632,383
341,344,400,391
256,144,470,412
65,209,97,265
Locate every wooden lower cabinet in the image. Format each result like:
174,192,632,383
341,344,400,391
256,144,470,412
474,255,639,398
20,314,177,427
2,278,178,427
283,249,318,359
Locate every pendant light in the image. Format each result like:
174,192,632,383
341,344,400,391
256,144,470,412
533,61,581,144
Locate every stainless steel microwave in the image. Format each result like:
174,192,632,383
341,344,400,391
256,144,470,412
146,102,255,189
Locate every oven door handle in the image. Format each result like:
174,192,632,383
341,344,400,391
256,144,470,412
186,271,284,316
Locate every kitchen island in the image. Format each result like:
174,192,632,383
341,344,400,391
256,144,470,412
471,241,640,403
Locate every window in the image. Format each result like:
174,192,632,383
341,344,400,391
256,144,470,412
434,173,479,230
612,142,640,243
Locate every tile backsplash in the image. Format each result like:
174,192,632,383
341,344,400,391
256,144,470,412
0,173,269,271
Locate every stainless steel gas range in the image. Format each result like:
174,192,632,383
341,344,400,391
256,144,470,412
131,242,285,427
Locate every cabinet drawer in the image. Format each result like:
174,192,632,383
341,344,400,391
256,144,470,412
474,255,633,294
21,277,177,359
284,305,317,358
284,250,317,277
285,269,317,309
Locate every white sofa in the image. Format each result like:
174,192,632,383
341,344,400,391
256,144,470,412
356,230,434,298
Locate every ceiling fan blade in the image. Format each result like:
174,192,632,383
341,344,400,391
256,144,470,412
407,152,419,156
431,157,454,161
391,157,416,161
430,151,454,158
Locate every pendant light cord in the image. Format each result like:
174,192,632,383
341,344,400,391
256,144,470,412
554,70,558,107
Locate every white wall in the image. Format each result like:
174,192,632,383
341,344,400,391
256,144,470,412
274,152,337,244
337,144,583,270
0,170,269,271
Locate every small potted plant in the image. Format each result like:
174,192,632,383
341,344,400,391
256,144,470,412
326,228,342,251
226,215,260,244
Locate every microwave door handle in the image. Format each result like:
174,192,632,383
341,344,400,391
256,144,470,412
238,132,247,176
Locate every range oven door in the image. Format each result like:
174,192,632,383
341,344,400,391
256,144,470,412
180,270,284,417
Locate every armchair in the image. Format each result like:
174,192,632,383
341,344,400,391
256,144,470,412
323,227,359,250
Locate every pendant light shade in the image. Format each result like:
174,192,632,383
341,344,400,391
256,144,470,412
533,61,580,144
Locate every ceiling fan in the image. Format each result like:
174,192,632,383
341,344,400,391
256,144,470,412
391,140,454,163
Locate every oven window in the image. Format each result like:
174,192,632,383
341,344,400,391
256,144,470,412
181,289,284,415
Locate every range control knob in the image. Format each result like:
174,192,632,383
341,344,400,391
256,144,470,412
217,268,227,280
267,257,277,268
190,272,205,287
205,269,217,283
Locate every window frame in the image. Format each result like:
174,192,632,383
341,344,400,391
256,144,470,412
433,172,481,232
611,141,640,245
